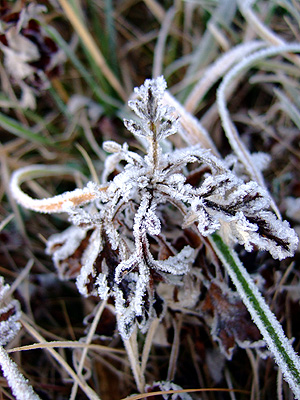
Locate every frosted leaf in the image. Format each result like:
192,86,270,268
247,212,299,260
225,152,271,178
154,246,194,275
251,152,271,171
126,76,178,146
115,255,139,285
226,181,270,212
201,281,263,360
102,140,122,153
1,31,39,80
0,278,21,346
145,381,193,400
0,278,40,399
76,228,103,297
144,208,161,235
157,114,179,141
129,76,167,123
0,347,41,400
123,119,149,138
96,273,110,300
46,226,88,280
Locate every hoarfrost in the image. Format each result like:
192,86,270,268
0,277,41,400
145,380,193,400
11,76,298,340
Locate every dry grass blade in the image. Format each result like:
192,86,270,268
152,6,177,78
70,300,107,400
58,0,126,101
8,341,125,355
120,387,250,400
184,41,265,113
21,318,101,400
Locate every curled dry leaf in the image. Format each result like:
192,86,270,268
0,3,65,108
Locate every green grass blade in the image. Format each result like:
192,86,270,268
104,0,119,76
0,112,54,145
210,232,300,399
42,25,122,110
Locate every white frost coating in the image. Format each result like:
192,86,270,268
154,246,194,275
145,380,193,400
11,77,299,341
0,277,21,347
0,347,41,400
217,43,300,217
10,165,103,214
0,277,41,399
76,228,103,297
46,226,87,280
210,237,300,400
184,40,266,113
96,273,110,300
103,140,122,153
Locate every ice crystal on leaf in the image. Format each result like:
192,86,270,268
0,277,41,400
0,277,21,347
10,77,298,339
145,380,193,400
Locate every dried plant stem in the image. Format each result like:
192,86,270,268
184,40,265,113
10,165,104,213
140,318,160,376
277,368,284,400
167,313,183,381
224,368,237,400
120,387,250,400
21,318,100,400
245,348,260,400
209,232,300,400
6,259,34,299
75,143,100,185
152,6,176,78
57,0,127,101
239,0,285,45
42,25,122,109
0,213,14,232
8,341,125,355
122,329,145,393
143,0,166,22
238,0,300,68
70,300,107,400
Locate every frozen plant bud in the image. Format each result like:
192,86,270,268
103,141,122,153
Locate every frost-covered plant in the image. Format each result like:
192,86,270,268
10,77,298,341
0,276,41,400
